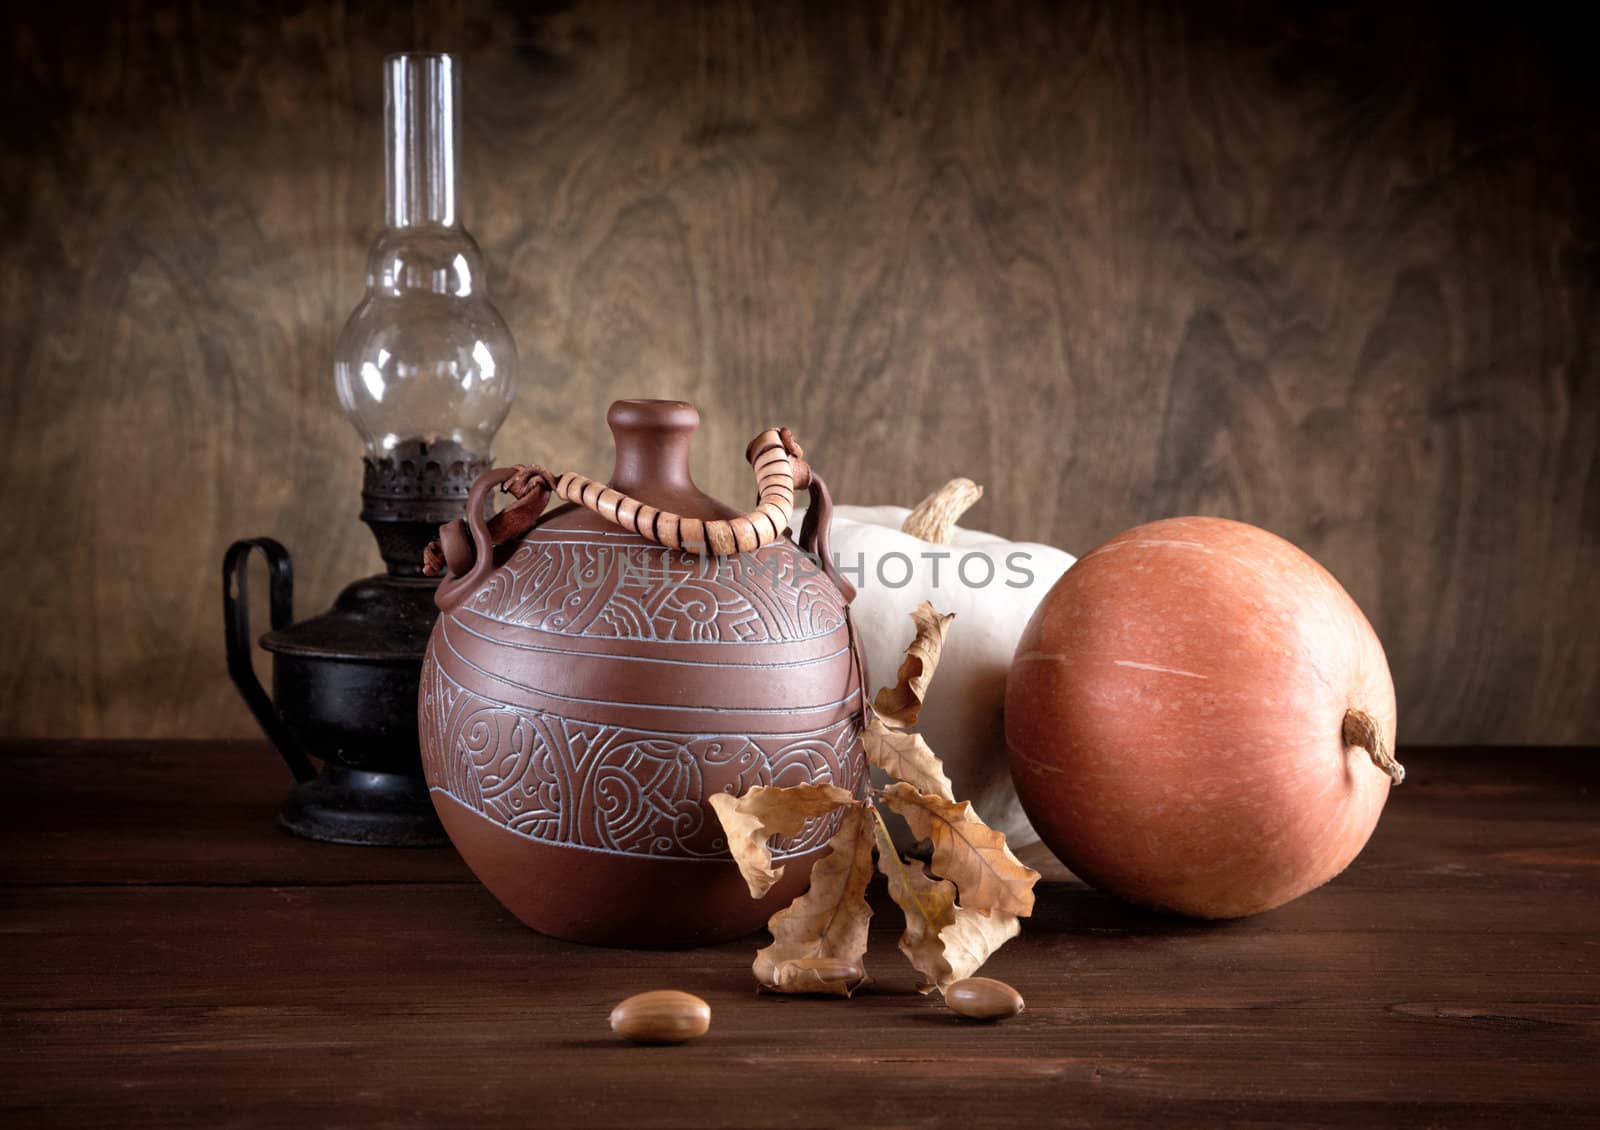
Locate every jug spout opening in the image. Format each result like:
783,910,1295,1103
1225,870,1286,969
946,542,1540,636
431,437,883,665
609,398,699,433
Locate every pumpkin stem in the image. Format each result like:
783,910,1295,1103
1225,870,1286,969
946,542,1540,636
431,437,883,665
900,478,984,545
1342,708,1404,784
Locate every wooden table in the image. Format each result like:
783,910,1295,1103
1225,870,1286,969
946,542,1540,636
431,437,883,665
3,742,1597,1127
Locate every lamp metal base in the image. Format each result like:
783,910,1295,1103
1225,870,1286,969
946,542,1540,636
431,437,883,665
277,765,447,848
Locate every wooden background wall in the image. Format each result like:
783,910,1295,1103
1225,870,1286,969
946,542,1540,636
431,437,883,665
2,0,1595,745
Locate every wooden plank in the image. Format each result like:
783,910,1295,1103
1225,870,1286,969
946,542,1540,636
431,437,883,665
0,742,472,887
7,880,1600,1006
0,1,1596,746
4,742,1596,891
3,884,1597,1126
2,742,1599,1125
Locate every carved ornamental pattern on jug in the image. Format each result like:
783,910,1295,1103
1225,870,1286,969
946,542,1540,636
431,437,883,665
420,660,863,860
463,535,846,644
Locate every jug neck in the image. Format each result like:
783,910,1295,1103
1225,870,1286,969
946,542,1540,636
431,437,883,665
603,399,739,520
607,399,699,495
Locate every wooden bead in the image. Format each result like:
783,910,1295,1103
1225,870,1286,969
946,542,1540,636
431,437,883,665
706,520,737,557
657,512,681,550
615,494,641,533
758,500,791,535
593,486,623,525
730,516,759,553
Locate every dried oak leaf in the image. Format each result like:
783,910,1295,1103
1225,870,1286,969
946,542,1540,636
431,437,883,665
881,782,1041,918
872,806,959,991
709,783,856,899
871,601,956,729
938,904,1022,986
871,806,1020,991
754,806,874,997
862,716,955,802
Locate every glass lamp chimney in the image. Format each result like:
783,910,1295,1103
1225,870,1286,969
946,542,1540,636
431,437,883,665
387,51,458,229
334,52,516,460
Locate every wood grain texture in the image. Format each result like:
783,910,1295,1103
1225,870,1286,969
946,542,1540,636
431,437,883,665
2,740,1598,1126
1,1,1595,743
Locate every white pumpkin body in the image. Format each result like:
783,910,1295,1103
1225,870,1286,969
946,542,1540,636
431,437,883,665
801,502,1075,845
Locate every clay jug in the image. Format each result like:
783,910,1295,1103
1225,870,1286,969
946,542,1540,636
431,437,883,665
418,399,866,947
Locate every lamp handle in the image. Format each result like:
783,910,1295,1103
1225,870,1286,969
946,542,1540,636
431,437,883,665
223,538,318,783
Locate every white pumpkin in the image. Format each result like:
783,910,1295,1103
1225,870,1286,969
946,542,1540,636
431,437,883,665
798,480,1075,845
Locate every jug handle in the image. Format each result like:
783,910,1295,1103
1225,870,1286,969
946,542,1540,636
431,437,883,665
541,427,804,557
222,538,318,784
433,466,526,613
796,467,854,603
425,429,855,601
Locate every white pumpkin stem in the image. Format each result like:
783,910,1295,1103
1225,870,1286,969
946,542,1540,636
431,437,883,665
900,478,984,545
1342,708,1404,784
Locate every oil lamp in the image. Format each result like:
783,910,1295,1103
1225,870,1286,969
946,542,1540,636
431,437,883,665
224,52,517,845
